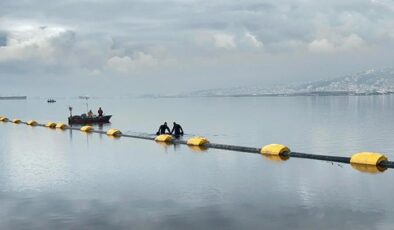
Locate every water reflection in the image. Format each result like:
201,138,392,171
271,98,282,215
156,141,172,152
156,142,196,153
188,145,208,153
0,193,388,230
1,96,394,229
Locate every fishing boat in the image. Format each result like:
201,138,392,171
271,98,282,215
68,114,112,125
67,106,111,124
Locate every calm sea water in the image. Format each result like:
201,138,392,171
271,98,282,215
1,96,394,229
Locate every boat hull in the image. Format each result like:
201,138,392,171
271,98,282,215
68,115,112,125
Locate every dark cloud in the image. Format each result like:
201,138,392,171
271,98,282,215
0,35,6,47
1,0,394,95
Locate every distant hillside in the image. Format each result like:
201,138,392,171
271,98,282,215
178,68,394,97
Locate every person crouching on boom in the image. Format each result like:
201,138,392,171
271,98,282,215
171,122,184,138
156,122,171,135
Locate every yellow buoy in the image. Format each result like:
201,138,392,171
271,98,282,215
27,120,38,126
55,123,68,129
106,129,122,137
12,119,21,124
351,163,387,174
350,152,387,166
187,137,209,146
155,134,173,142
80,125,93,132
260,144,290,156
262,154,290,162
45,122,57,128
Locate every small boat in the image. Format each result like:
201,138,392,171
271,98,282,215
79,96,90,100
47,99,56,103
68,114,112,125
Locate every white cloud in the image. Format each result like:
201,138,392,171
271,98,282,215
106,52,158,73
341,34,365,49
0,19,71,61
213,33,236,49
242,32,263,48
370,0,394,11
308,34,366,53
308,39,335,53
194,31,265,50
193,31,236,49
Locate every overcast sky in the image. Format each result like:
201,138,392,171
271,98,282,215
1,0,394,96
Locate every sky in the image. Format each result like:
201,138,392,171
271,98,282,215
1,0,394,96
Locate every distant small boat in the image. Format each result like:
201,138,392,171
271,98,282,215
79,96,90,100
68,115,112,125
47,99,56,103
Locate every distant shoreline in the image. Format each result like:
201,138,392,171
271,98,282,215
202,91,394,98
152,91,394,98
0,96,27,100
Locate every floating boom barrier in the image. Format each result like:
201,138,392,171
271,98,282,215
1,116,394,173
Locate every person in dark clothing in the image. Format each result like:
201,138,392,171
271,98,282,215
171,122,184,138
98,107,103,117
87,110,94,117
156,122,171,135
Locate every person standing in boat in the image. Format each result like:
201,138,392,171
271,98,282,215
171,122,184,138
87,110,94,117
98,107,103,117
156,122,171,135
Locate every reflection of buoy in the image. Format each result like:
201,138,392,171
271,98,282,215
12,119,21,124
80,126,93,132
107,129,122,137
156,141,172,148
45,122,57,128
188,145,208,152
187,137,209,146
260,144,290,156
350,152,387,166
55,123,68,129
262,154,289,162
27,120,38,126
155,134,173,143
351,163,387,174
